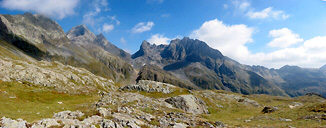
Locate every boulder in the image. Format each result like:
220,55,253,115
214,121,225,127
101,119,123,128
53,110,84,119
289,102,303,109
262,106,278,114
165,95,208,114
112,113,144,127
0,117,28,128
97,107,112,117
32,118,60,128
172,123,188,128
83,116,103,125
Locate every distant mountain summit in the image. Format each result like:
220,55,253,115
67,25,131,61
132,37,287,96
67,25,96,44
133,37,326,97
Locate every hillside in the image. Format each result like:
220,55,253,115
0,13,134,82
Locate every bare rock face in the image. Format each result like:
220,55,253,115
165,95,208,114
0,13,69,49
121,80,176,94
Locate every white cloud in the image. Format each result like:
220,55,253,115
191,19,326,68
268,28,303,48
249,36,326,68
247,7,289,20
82,0,109,26
0,0,79,19
120,37,127,45
131,22,154,33
190,19,254,61
148,34,170,45
102,24,114,33
231,0,250,11
230,0,289,20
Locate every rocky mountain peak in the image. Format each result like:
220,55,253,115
140,40,151,48
67,25,94,38
279,65,301,71
67,25,96,44
162,37,224,61
132,40,165,59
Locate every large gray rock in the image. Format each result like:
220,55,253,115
53,110,84,119
0,117,28,128
101,119,123,128
121,80,176,94
165,95,208,114
32,118,60,128
112,113,144,128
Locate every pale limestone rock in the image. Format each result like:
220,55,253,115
0,117,27,128
165,95,208,114
53,111,84,119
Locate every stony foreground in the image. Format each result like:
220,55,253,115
1,84,326,127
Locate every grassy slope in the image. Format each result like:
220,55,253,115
199,91,326,127
0,81,100,122
128,88,326,127
0,40,101,122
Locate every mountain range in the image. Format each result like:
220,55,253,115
1,13,326,97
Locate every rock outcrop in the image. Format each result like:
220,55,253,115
165,95,208,114
121,80,176,94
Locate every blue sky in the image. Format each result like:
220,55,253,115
1,0,326,68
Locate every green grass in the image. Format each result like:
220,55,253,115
0,81,100,122
198,90,326,127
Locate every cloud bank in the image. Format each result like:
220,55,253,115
191,19,326,68
0,0,79,19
